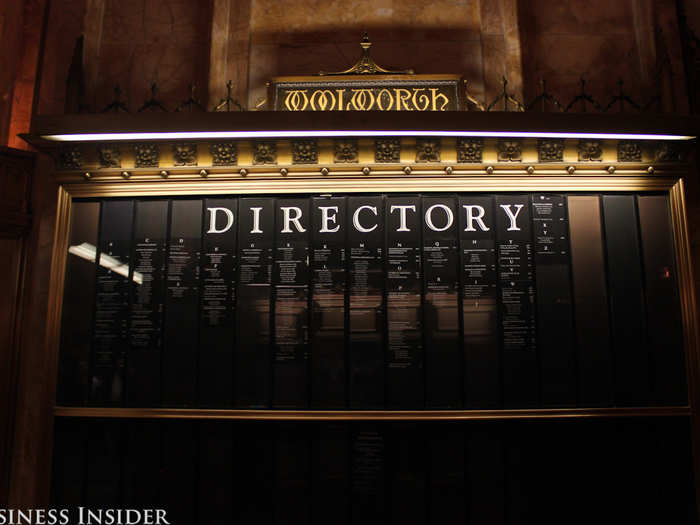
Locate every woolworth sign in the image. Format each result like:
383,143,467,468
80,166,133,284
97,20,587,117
270,75,462,111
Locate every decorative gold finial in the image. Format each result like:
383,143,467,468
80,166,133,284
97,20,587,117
318,32,414,76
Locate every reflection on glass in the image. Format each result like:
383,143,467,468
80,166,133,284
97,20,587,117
68,242,143,284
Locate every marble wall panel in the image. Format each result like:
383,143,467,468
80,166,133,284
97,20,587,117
248,0,485,108
36,0,86,115
93,0,212,112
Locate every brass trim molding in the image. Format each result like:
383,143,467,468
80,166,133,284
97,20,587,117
669,179,700,509
46,188,72,414
59,176,678,199
53,406,691,421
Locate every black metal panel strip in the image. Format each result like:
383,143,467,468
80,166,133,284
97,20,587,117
602,195,650,405
422,196,461,408
57,201,100,406
386,196,424,408
347,196,385,408
459,196,499,408
127,200,168,407
532,194,576,406
495,195,538,408
162,199,202,407
273,198,311,408
311,197,347,408
89,201,133,406
197,421,234,524
199,198,237,408
235,198,274,408
637,195,688,405
567,196,613,406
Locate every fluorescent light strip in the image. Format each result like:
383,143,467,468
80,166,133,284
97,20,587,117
42,130,696,141
68,242,143,284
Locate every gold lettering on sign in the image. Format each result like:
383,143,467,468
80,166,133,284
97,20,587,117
430,88,449,111
412,88,430,111
395,88,413,110
376,88,394,111
280,87,453,111
350,89,375,111
310,89,336,111
284,90,309,111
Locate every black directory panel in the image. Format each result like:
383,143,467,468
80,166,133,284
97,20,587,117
459,196,499,408
467,425,505,524
496,195,537,407
273,199,310,407
311,197,347,407
51,418,88,505
163,200,202,407
58,201,100,406
85,420,122,505
567,196,613,406
123,420,160,507
60,192,689,412
198,422,234,525
602,195,649,406
431,425,466,524
422,196,461,408
348,196,385,408
312,423,349,525
199,199,237,407
637,195,687,405
236,198,274,407
351,427,385,525
90,200,133,406
531,194,576,406
388,424,426,525
386,196,423,408
127,200,168,406
275,424,311,524
234,422,275,524
160,421,196,525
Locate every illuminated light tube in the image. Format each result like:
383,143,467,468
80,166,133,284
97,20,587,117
68,242,143,285
41,130,696,141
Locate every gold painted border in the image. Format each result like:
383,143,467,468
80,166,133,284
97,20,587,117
46,187,72,414
669,179,700,510
53,406,690,421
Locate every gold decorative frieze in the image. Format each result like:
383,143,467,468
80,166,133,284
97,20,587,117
538,139,564,162
654,141,685,163
618,140,642,162
173,142,197,166
42,137,691,184
134,143,159,168
59,145,82,170
211,142,237,166
578,140,603,161
253,141,276,165
416,138,441,163
292,139,318,164
375,139,401,163
97,144,120,168
498,139,522,162
334,139,358,163
457,138,483,163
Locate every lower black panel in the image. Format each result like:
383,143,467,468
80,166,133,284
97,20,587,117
51,418,698,525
